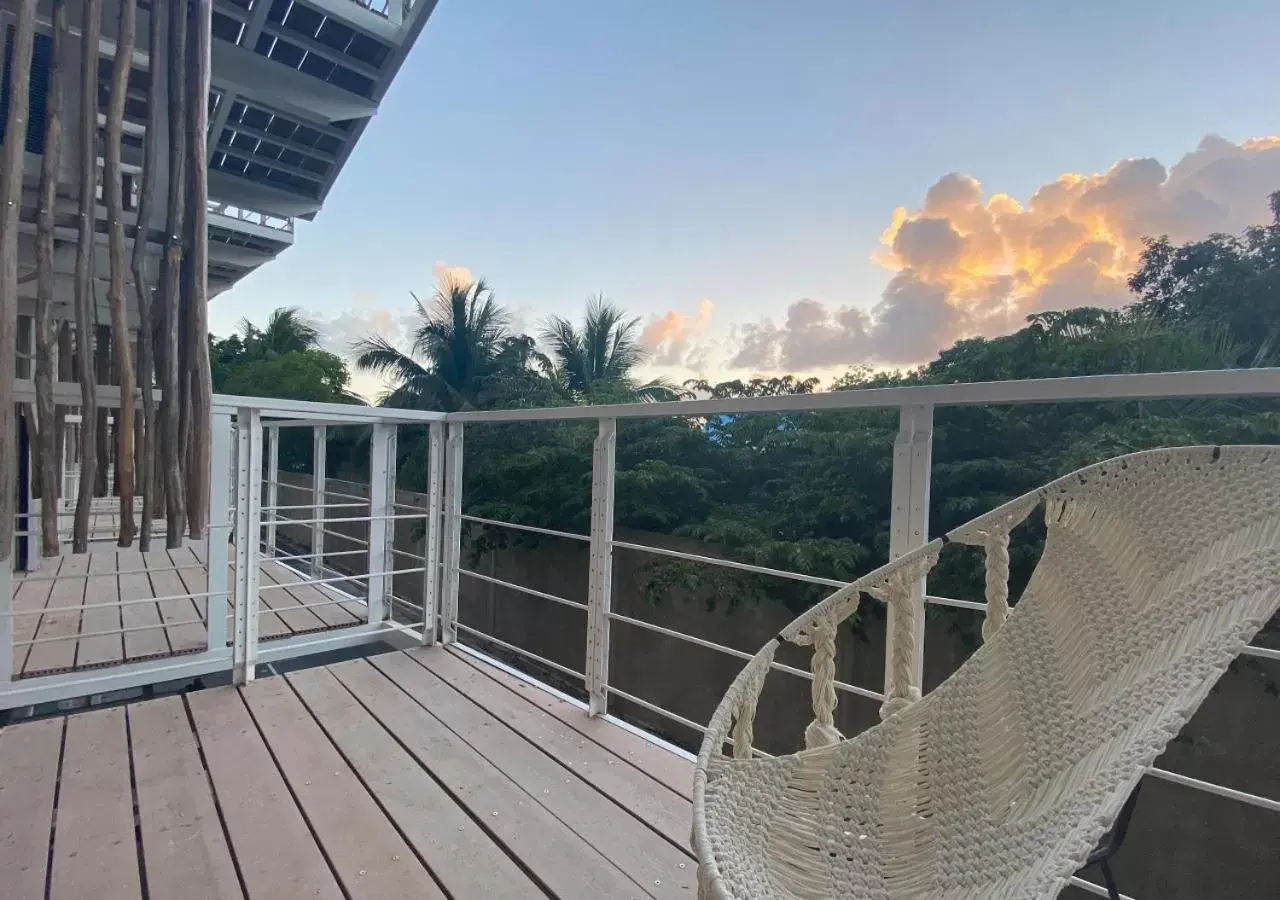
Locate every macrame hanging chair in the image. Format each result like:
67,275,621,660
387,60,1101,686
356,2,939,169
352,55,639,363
692,445,1280,899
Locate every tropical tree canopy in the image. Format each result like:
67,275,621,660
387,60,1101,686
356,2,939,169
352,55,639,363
352,276,536,411
237,306,322,359
541,294,688,401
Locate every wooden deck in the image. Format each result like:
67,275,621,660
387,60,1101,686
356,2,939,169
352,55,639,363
0,645,696,898
10,542,369,679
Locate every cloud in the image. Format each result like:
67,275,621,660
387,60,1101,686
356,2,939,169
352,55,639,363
731,134,1280,373
432,261,474,291
640,298,714,366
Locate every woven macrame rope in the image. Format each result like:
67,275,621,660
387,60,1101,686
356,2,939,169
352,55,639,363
695,446,1280,900
982,525,1012,641
804,617,842,749
874,571,922,720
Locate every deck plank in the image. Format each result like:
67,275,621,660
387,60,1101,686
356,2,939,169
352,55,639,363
416,648,693,850
22,553,89,674
118,549,171,660
450,646,695,799
187,541,323,636
330,657,647,899
128,697,243,900
50,707,142,900
259,560,365,628
373,651,697,896
240,676,447,898
286,666,544,900
75,551,125,667
10,557,63,675
143,548,209,653
186,687,344,900
0,717,63,899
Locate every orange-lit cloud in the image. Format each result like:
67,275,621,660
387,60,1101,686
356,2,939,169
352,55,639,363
641,298,714,366
432,261,474,291
733,135,1280,372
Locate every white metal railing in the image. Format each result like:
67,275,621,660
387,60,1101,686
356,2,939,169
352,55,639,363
1,389,442,711
4,369,1279,898
436,367,1280,900
207,200,295,234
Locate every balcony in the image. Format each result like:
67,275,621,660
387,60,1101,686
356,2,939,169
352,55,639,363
2,369,1278,899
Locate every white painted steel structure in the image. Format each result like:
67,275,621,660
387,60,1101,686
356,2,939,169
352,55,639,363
3,367,1280,899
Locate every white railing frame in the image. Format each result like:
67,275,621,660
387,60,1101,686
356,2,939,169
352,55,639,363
585,418,618,716
5,368,1280,860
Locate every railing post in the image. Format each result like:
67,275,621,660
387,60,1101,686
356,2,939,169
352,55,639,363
265,424,279,557
422,421,444,645
585,417,617,717
232,408,263,684
311,425,327,578
883,403,932,713
206,411,233,653
366,423,396,626
439,422,464,645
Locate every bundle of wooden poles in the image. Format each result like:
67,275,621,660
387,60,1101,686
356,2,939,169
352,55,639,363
0,0,215,565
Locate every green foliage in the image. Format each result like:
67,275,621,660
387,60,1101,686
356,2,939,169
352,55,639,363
214,197,1280,667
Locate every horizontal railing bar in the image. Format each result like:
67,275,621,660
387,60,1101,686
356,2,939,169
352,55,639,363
391,502,430,513
607,612,885,702
612,539,848,588
1147,767,1280,813
262,502,368,512
454,623,586,682
257,566,425,592
1068,876,1135,900
447,368,1280,423
267,548,367,566
7,589,217,617
15,564,205,584
1242,645,1280,661
457,568,588,611
392,548,427,562
318,527,369,546
605,684,709,735
257,512,426,527
15,617,206,646
461,514,590,543
925,593,988,612
307,487,371,504
261,596,366,614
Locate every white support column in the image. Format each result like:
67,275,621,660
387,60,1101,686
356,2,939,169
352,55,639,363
421,421,444,645
206,412,234,653
366,423,396,626
439,422,464,645
311,425,327,578
265,424,279,557
884,403,933,704
232,408,263,684
585,418,617,717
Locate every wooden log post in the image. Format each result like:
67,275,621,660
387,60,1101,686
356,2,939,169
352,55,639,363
131,0,162,552
106,0,139,546
159,0,188,547
72,0,103,553
0,0,37,568
185,0,214,540
33,0,67,557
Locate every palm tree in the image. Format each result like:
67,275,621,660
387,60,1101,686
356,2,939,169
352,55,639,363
540,294,687,401
352,276,515,411
239,306,321,359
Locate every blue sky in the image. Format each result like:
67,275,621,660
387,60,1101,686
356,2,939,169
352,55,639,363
212,0,1280,391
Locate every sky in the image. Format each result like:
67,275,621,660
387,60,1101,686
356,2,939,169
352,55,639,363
211,0,1280,399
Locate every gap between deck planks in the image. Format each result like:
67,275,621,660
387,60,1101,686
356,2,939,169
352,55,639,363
0,647,699,899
